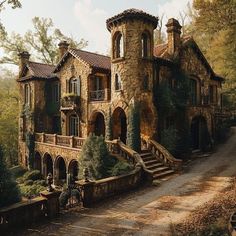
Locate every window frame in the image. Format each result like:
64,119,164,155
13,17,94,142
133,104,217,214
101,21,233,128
115,74,122,91
24,83,31,105
69,114,79,136
69,77,81,96
114,32,124,59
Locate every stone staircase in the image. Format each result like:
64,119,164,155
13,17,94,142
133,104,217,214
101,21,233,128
140,150,175,180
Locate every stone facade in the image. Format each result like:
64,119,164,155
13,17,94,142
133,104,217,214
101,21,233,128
17,9,224,183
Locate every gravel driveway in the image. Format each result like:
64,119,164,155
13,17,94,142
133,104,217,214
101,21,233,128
14,127,236,236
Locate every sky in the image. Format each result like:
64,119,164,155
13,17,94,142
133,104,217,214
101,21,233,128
1,0,192,57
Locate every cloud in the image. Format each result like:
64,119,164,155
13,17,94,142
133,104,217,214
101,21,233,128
74,0,110,54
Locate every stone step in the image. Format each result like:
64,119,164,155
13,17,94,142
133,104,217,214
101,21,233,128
147,162,164,170
141,156,154,162
143,159,160,166
151,166,171,175
140,152,152,158
153,169,175,180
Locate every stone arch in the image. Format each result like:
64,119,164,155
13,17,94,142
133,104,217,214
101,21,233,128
88,110,106,136
113,31,124,58
55,156,67,182
190,115,211,151
43,153,53,178
111,100,129,116
68,159,79,181
112,107,127,143
34,151,42,173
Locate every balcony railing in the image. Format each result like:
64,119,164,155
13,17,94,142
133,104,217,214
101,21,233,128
90,90,105,101
35,133,85,149
60,94,80,111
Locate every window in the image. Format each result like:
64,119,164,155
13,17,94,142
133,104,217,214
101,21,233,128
141,33,150,58
143,75,149,90
69,77,81,96
52,83,61,103
115,74,122,91
94,76,102,91
24,84,30,105
114,32,124,58
209,85,217,103
190,79,197,105
69,115,79,136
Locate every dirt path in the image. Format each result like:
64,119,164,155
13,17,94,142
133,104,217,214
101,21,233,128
16,128,236,236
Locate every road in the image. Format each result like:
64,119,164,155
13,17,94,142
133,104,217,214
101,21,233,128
16,127,236,236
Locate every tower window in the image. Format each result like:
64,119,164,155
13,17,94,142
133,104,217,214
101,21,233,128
114,32,124,58
141,32,150,58
69,77,81,96
115,74,122,91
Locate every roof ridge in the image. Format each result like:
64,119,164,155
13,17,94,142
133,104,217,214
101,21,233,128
69,48,110,59
28,60,55,67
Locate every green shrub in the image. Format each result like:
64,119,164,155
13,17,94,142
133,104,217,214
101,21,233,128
10,165,27,179
19,183,45,197
0,145,21,207
59,191,69,207
110,161,133,176
16,176,24,184
34,179,47,187
23,170,42,181
79,134,117,180
24,179,34,186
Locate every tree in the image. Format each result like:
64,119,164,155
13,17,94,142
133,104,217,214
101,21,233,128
0,144,21,208
154,14,166,45
79,134,116,180
188,0,236,109
0,17,88,65
127,101,141,152
0,69,19,166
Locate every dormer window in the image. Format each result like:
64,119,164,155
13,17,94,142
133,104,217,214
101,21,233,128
24,83,30,105
115,74,122,91
114,32,124,58
69,77,81,96
141,32,150,58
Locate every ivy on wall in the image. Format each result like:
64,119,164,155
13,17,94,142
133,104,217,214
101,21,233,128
25,131,35,170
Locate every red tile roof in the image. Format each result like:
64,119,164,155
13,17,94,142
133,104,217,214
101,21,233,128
27,61,55,78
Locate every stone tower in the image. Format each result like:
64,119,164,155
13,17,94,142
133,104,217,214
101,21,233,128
106,9,159,138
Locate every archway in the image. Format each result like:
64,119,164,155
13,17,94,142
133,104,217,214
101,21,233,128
43,153,53,177
90,112,105,136
112,107,127,143
55,156,66,181
68,160,79,181
191,116,210,150
34,152,42,173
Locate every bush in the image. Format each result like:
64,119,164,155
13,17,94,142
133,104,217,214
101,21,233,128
59,190,69,207
0,145,21,207
24,179,34,186
34,179,47,187
110,161,133,176
10,165,27,179
19,183,45,198
23,170,42,181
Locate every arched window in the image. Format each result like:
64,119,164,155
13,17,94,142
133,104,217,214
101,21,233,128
115,74,122,91
24,83,30,105
69,114,79,136
141,32,150,58
114,32,124,58
69,77,81,96
143,74,149,90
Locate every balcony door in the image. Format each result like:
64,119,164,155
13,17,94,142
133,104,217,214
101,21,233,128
69,114,79,136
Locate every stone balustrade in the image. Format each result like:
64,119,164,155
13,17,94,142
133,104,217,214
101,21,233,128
35,133,85,150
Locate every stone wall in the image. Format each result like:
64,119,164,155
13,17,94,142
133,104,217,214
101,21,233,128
78,166,143,207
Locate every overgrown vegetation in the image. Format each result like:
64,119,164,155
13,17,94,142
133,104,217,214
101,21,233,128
127,101,141,152
0,144,21,207
79,134,133,180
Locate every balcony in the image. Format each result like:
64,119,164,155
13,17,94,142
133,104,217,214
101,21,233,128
60,94,80,112
90,89,110,102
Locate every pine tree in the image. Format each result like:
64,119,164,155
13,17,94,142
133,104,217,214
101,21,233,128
105,107,112,141
0,145,21,208
127,101,141,152
79,134,116,180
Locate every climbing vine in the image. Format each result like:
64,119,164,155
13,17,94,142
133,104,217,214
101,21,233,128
25,131,35,170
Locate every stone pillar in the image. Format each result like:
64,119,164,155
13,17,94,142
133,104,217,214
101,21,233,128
77,180,95,208
40,191,61,218
53,162,58,186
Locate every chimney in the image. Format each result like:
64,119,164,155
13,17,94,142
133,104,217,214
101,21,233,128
18,51,30,75
58,40,69,59
166,18,182,55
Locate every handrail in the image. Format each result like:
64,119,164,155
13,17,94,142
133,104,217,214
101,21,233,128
148,139,182,171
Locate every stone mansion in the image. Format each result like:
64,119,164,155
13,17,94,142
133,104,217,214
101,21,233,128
18,9,224,183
